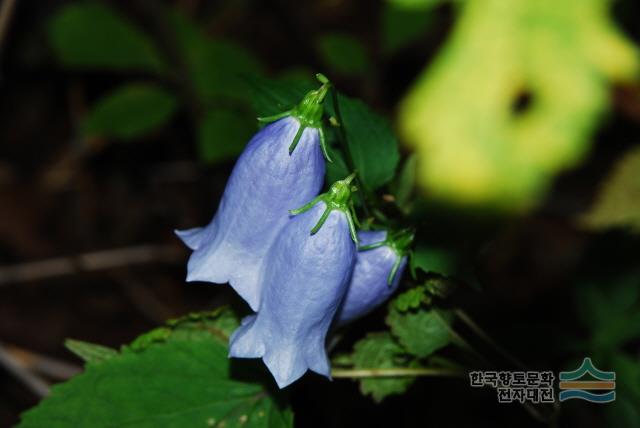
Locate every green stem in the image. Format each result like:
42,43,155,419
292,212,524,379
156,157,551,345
331,367,466,379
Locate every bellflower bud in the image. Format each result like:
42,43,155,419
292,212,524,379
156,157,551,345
335,229,413,325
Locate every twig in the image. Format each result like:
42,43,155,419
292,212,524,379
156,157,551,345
454,309,528,370
0,244,183,286
331,367,466,379
0,343,50,398
111,271,175,323
4,344,81,380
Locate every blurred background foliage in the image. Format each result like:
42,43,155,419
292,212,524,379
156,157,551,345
1,0,639,426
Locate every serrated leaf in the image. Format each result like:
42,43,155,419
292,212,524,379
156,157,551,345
334,94,400,190
399,0,639,210
83,83,178,140
386,307,451,357
198,109,255,164
381,5,434,55
19,310,292,428
64,339,118,364
352,332,415,402
393,286,428,312
581,146,640,233
48,3,165,72
316,33,370,76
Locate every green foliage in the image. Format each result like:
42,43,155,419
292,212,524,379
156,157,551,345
581,146,640,233
334,94,400,191
245,76,314,119
19,310,293,428
410,245,454,277
399,0,639,210
386,307,452,358
83,83,178,140
393,286,428,311
351,333,416,402
316,33,371,77
64,340,118,364
386,0,446,10
48,4,165,72
169,11,262,103
391,154,417,213
381,5,434,55
198,109,255,163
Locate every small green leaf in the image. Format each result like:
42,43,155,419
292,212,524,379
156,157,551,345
48,3,165,72
391,154,418,212
64,339,118,364
316,33,371,76
198,109,255,164
381,5,434,55
19,310,293,428
169,11,262,103
333,94,400,191
386,307,451,357
393,286,428,312
83,83,178,140
410,245,455,277
244,75,315,118
352,332,415,402
386,0,447,10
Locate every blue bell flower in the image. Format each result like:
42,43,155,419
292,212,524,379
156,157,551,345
229,175,359,388
335,229,413,325
176,77,332,311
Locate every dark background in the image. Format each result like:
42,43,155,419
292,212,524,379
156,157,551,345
1,0,639,427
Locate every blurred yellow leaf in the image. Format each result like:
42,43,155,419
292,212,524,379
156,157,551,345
399,0,639,210
582,146,640,233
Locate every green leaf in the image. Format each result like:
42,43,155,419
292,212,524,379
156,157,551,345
334,94,400,190
244,75,315,118
391,154,418,212
198,109,255,164
581,146,640,233
410,245,455,277
399,0,639,210
19,310,293,428
316,33,371,76
386,307,451,357
169,11,262,103
393,286,428,312
83,83,178,140
352,332,415,402
48,3,165,72
386,0,446,10
64,340,118,364
381,5,434,55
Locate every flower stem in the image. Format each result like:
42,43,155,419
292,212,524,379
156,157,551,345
331,367,466,379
